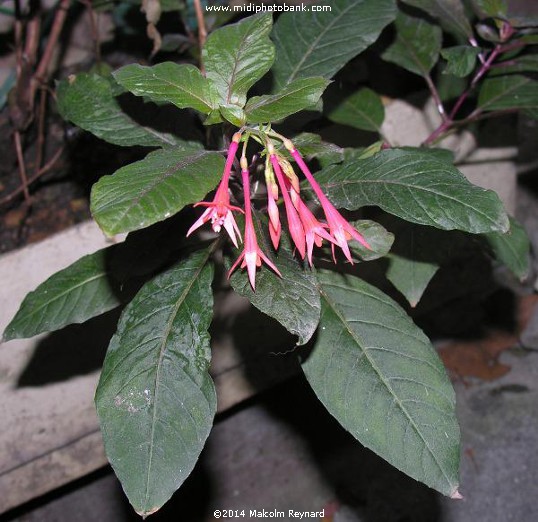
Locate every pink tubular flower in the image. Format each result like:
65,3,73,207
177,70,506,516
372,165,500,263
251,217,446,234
284,139,371,263
228,158,281,290
267,194,282,250
295,197,336,267
265,165,282,250
187,133,243,246
269,146,306,259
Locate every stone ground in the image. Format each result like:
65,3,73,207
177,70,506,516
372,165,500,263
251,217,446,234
2,345,537,522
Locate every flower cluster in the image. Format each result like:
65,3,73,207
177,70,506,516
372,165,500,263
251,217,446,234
187,131,370,289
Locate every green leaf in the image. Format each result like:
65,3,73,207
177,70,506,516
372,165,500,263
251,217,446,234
350,220,394,261
485,216,530,281
382,10,442,78
472,0,507,19
327,88,385,132
204,13,275,107
271,0,396,90
113,62,217,114
229,211,321,345
302,269,460,497
95,246,216,516
91,144,225,236
3,248,121,341
57,73,178,147
441,46,481,77
387,253,439,307
219,104,246,126
245,77,330,123
478,74,538,111
401,0,473,38
313,148,510,234
0,69,15,111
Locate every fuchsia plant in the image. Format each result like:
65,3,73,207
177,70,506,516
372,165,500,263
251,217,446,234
4,1,537,517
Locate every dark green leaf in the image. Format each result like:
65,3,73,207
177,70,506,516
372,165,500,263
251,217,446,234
277,133,344,166
441,46,481,77
524,107,538,120
387,253,439,307
486,216,530,280
204,13,274,107
489,55,538,76
382,10,442,78
95,246,216,516
57,73,178,147
381,218,468,307
478,74,538,111
506,9,538,28
327,88,385,131
245,77,330,123
313,148,509,233
113,62,218,114
229,212,321,345
91,144,225,235
302,269,461,497
3,248,121,341
401,0,473,38
271,0,396,90
472,0,507,19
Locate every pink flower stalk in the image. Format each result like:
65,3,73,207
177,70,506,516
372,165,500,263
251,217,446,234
295,197,336,266
284,139,371,263
268,146,306,259
279,157,301,208
187,133,243,246
228,158,281,290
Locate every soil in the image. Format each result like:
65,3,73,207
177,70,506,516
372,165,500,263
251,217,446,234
0,113,145,254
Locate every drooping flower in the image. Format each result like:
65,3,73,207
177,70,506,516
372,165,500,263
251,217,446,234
295,196,336,266
284,139,371,263
187,132,243,246
228,157,281,290
264,162,282,250
268,144,306,259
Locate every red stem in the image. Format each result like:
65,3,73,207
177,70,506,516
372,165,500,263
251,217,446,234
423,44,504,145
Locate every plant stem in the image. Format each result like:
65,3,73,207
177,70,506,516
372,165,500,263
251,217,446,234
34,0,70,87
424,73,447,121
81,0,102,65
34,87,47,175
423,44,504,146
1,146,64,206
193,0,207,74
13,130,30,205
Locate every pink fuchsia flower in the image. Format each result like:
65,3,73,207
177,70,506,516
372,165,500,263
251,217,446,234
187,132,243,247
264,163,282,250
267,195,282,250
268,144,306,259
228,157,281,290
284,139,371,263
295,197,336,267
